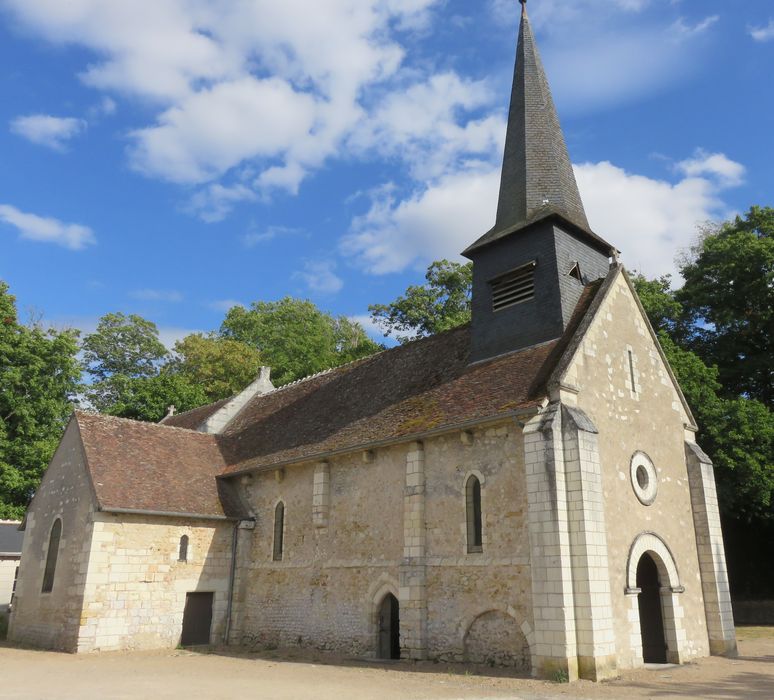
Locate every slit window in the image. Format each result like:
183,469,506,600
490,261,536,311
628,350,637,394
41,519,62,593
466,476,483,553
273,502,285,561
178,535,189,562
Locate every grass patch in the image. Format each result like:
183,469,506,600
736,626,774,641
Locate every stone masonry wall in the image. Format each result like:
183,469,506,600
8,419,95,651
77,513,233,652
562,271,711,669
231,425,534,665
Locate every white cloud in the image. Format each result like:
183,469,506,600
129,289,184,303
187,183,256,223
750,19,774,43
0,204,95,249
349,72,502,180
3,0,440,198
242,225,302,248
294,260,344,295
129,77,318,184
675,149,745,188
10,114,86,150
342,150,744,281
575,155,743,279
341,167,499,274
670,15,719,38
156,326,201,351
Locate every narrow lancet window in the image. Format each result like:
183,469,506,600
41,519,62,593
178,535,189,562
273,502,285,561
628,350,637,394
466,476,483,553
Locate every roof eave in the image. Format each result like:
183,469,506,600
219,404,544,480
462,211,615,259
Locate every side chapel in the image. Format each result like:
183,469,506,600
9,0,737,681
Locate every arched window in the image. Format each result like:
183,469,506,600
273,502,285,561
466,476,483,553
178,535,189,562
42,519,62,593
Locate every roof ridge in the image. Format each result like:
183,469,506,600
265,323,471,396
74,410,218,437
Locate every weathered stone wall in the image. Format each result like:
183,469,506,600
77,513,233,652
231,446,404,655
423,427,533,664
0,557,19,611
562,271,712,669
231,426,534,665
8,419,95,651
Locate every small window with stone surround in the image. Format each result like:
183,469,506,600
178,534,189,562
466,475,483,553
273,502,285,561
41,518,62,593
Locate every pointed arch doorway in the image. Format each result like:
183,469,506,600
377,593,400,660
637,553,667,663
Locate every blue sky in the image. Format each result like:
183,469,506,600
1,0,772,347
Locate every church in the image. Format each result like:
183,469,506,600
8,1,737,681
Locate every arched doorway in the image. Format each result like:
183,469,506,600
377,593,400,660
637,553,667,663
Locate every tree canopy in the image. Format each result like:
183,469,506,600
0,282,81,519
169,333,263,403
221,297,382,385
677,206,773,407
369,260,472,344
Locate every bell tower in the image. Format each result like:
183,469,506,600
464,0,615,363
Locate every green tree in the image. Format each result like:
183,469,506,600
221,298,381,386
369,260,473,344
0,282,81,519
677,206,774,407
632,274,774,522
82,312,168,411
107,373,209,423
169,333,263,402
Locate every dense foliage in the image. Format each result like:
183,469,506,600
221,297,382,386
0,283,81,518
369,260,472,343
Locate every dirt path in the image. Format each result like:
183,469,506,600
1,628,772,700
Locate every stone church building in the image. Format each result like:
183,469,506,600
9,2,737,681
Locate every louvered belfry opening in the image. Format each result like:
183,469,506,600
491,261,536,312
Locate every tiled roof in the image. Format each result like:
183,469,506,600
218,276,606,475
160,397,231,430
63,275,608,514
0,521,23,555
220,328,550,474
75,412,238,519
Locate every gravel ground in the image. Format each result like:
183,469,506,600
0,627,771,700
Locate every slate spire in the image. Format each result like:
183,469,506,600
464,0,610,256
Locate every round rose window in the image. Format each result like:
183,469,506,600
630,451,658,505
